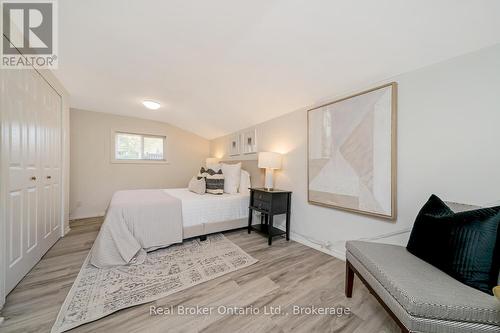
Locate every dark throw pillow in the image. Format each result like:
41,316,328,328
407,194,500,295
428,208,500,295
406,194,453,266
197,167,224,195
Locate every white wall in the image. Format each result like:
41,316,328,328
210,44,500,259
70,109,210,219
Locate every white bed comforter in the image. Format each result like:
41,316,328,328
163,188,249,227
90,189,183,268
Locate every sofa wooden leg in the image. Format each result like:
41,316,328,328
345,261,354,298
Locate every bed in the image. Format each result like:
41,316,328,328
90,161,263,268
164,188,250,239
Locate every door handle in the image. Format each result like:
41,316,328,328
47,175,52,179
31,176,37,181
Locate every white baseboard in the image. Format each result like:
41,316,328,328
274,224,346,261
272,224,412,262
290,231,346,261
69,211,105,221
63,225,71,236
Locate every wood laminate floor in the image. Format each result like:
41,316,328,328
0,218,400,333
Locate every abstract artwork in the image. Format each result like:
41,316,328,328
242,129,257,154
307,83,397,219
228,133,241,156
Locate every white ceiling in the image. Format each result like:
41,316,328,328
55,0,500,139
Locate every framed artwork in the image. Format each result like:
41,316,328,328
242,129,257,154
228,133,241,156
307,82,397,219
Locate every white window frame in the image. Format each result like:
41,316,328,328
110,130,168,164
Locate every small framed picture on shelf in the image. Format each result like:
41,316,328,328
242,129,257,154
228,133,241,156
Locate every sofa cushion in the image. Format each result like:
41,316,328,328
346,240,500,327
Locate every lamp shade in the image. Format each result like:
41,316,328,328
206,157,219,165
258,152,281,169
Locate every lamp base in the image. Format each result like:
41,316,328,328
264,168,274,191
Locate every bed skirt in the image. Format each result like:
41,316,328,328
183,218,248,239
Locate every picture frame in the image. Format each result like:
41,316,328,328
242,128,257,154
228,133,241,156
307,82,397,220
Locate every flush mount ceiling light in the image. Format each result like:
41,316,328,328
142,100,161,110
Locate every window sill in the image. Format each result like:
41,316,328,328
110,159,170,165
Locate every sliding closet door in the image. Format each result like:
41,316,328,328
2,68,62,294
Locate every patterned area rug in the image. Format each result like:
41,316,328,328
51,234,257,333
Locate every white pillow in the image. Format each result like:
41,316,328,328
206,163,221,171
188,176,206,194
239,170,251,193
220,162,241,194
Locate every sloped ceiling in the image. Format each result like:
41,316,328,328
55,0,500,139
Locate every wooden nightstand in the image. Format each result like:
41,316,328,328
247,188,292,245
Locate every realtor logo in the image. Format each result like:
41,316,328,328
1,0,58,68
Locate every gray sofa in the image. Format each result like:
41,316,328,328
345,241,499,333
345,201,500,333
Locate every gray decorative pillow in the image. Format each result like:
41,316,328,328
197,167,224,195
188,176,205,195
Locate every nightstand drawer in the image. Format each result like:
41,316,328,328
254,191,272,202
253,199,270,211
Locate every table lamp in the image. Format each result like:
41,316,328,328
258,152,282,191
205,157,219,167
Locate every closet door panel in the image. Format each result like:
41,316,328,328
4,70,43,293
5,70,24,273
26,187,38,252
40,81,52,240
25,71,39,254
43,82,61,234
7,191,22,268
52,184,60,232
42,184,52,239
3,67,62,294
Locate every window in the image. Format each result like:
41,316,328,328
114,132,166,162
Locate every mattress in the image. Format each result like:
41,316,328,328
163,188,250,227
